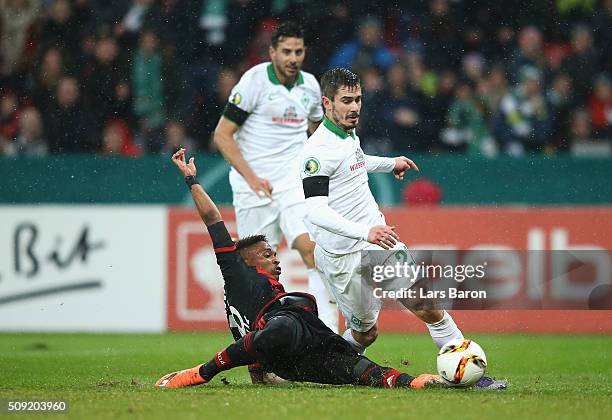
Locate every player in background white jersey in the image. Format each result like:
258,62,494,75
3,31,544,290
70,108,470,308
213,23,338,332
299,67,465,354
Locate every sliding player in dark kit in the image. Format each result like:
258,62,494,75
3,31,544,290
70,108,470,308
155,148,441,390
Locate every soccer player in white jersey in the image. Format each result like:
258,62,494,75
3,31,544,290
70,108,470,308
299,67,467,354
213,23,338,332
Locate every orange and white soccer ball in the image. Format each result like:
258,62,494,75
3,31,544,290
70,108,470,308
437,339,487,386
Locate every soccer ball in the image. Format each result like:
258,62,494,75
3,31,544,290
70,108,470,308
437,339,487,387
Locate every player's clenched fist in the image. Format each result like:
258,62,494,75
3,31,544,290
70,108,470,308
367,225,399,250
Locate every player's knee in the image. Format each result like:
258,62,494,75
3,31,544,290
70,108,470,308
354,326,378,347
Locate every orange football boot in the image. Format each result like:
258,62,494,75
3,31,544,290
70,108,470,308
155,364,207,388
410,374,444,389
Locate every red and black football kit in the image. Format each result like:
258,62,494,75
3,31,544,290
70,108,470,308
196,221,418,388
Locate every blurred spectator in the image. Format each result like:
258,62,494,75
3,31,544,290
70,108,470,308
462,53,486,84
421,0,461,70
357,66,386,149
0,90,21,142
547,73,574,149
132,27,166,151
82,35,127,131
588,74,612,139
0,0,41,82
404,52,436,98
99,119,141,157
305,2,355,74
561,25,598,102
46,76,96,153
508,26,550,86
38,0,81,52
425,70,457,148
489,25,516,65
328,16,395,72
13,106,48,156
569,108,611,156
191,67,238,151
378,63,425,151
29,47,67,115
108,80,135,129
593,0,612,74
442,80,496,156
161,120,195,155
482,65,510,115
495,67,553,155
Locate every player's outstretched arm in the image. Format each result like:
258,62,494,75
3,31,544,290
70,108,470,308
364,154,418,180
213,117,273,198
171,148,221,226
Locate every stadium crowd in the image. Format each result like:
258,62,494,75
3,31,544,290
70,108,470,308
0,0,611,157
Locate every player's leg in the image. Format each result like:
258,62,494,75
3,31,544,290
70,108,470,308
313,246,382,353
292,233,339,332
155,332,260,388
156,314,301,388
379,242,465,349
280,201,339,332
295,346,441,389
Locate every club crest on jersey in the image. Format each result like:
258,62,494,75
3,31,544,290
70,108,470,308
304,158,320,175
230,92,242,105
350,149,366,171
301,93,310,108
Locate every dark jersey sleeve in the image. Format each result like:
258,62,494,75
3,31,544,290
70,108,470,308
207,221,249,285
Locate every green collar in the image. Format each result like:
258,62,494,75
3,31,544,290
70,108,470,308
323,116,355,139
267,63,304,90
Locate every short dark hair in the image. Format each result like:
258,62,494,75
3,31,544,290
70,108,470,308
320,68,361,100
235,235,268,252
271,22,304,48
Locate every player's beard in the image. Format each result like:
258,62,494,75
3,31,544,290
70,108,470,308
331,104,359,131
273,58,299,84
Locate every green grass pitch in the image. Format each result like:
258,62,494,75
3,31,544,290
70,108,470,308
1,332,611,419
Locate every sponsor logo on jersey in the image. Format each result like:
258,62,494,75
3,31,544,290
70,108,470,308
304,158,320,175
350,149,366,171
230,92,242,105
272,105,305,124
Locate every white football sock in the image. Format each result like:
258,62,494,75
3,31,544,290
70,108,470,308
342,329,367,355
308,269,339,333
425,310,464,349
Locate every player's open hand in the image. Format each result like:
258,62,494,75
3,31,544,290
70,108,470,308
247,176,273,199
171,148,197,177
393,156,419,180
367,225,399,250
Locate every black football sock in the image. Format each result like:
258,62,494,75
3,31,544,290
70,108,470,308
199,331,259,381
356,360,415,388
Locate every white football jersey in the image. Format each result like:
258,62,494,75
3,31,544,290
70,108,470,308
300,117,395,254
226,62,323,207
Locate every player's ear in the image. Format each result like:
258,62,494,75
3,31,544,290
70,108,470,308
268,45,275,60
322,96,332,111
